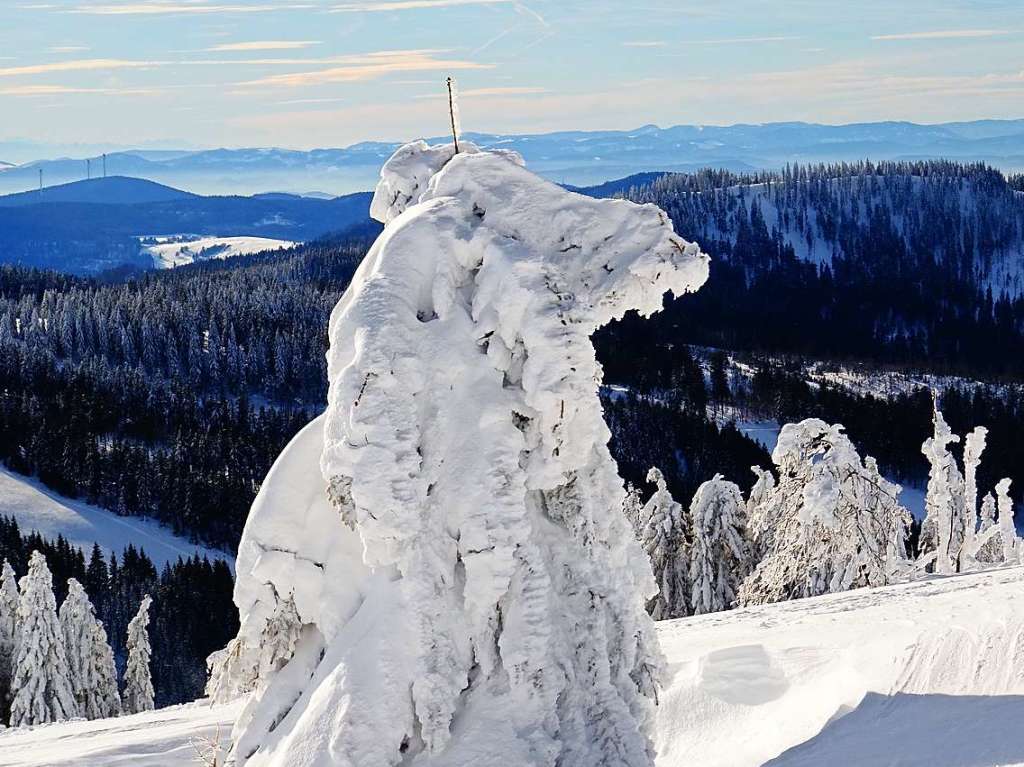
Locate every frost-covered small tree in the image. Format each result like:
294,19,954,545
257,593,301,682
637,467,690,620
0,559,19,722
206,636,259,704
745,466,777,560
123,595,154,714
622,482,644,537
9,551,78,726
997,478,1019,565
688,476,752,615
917,405,1017,573
919,407,966,573
59,579,120,720
961,427,987,555
739,420,912,606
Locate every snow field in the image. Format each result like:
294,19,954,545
141,236,297,269
5,567,1023,766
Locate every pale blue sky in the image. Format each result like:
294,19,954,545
0,0,1021,149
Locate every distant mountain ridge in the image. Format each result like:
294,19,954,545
1,119,1021,196
0,177,372,274
0,176,196,207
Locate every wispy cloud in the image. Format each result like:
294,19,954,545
684,35,800,45
277,96,346,105
0,83,157,95
208,40,321,51
871,29,1014,41
48,45,91,53
330,0,506,12
415,85,546,98
240,49,492,87
68,2,315,15
0,58,165,77
623,41,665,48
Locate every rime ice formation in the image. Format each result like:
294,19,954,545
228,140,709,767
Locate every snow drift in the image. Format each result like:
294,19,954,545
227,140,709,767
8,567,1024,767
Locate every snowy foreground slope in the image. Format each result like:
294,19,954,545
0,467,234,569
0,698,245,767
4,567,1022,766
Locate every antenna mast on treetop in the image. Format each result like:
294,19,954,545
446,76,460,154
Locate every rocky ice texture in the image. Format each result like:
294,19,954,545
229,140,709,767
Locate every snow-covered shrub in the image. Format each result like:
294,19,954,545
636,467,690,620
123,595,154,714
9,551,78,726
688,476,752,615
739,420,912,605
230,139,709,767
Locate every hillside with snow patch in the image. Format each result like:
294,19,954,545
4,566,1022,766
141,235,298,268
0,467,233,569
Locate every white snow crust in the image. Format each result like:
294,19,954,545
657,565,1024,767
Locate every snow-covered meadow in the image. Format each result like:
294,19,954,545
4,565,1022,766
140,235,298,269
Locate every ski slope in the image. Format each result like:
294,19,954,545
0,467,234,570
4,565,1021,766
141,235,297,268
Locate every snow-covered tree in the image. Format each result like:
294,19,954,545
919,406,966,573
739,420,912,606
59,579,120,720
9,551,78,726
229,140,710,766
0,559,19,721
123,595,154,714
85,616,121,719
206,636,258,704
688,476,752,615
622,482,644,537
997,478,1020,565
636,467,690,620
917,405,1017,573
745,465,777,560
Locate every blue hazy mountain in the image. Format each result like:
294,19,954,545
0,176,197,207
0,178,372,274
1,119,1021,197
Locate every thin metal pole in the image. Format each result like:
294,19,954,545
446,77,459,154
